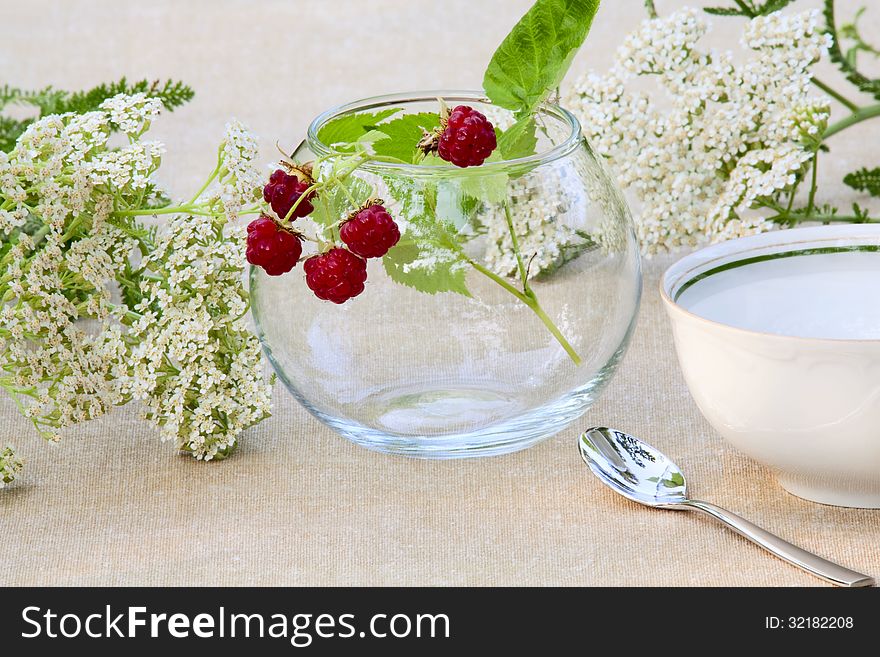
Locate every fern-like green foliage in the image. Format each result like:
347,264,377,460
0,77,194,151
843,167,880,196
823,0,880,102
704,0,793,18
839,7,880,68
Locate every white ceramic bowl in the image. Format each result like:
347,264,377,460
661,225,880,508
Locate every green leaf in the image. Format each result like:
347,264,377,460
382,236,470,296
703,0,794,17
381,177,471,296
0,115,32,152
316,109,401,148
824,0,880,102
459,171,509,205
0,78,194,152
371,112,440,162
436,182,491,232
843,166,880,196
0,84,65,113
482,0,601,117
58,78,195,114
498,117,538,160
703,6,746,16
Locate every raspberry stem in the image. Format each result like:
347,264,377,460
465,257,582,366
282,181,320,222
503,203,532,295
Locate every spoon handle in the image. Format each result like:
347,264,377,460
675,499,874,587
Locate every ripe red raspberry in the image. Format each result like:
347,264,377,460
246,215,303,276
339,203,400,259
303,248,367,304
263,168,315,221
438,105,497,168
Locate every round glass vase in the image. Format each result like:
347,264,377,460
251,91,641,458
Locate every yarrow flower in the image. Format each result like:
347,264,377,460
0,93,273,481
129,213,273,460
567,8,831,254
0,445,23,488
217,119,262,221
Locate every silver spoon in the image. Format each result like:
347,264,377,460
578,427,874,587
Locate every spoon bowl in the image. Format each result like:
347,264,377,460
578,427,874,587
578,426,687,506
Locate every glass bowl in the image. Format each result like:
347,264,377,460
251,90,641,458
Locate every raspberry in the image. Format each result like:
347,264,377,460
303,248,368,304
437,105,497,168
339,203,400,258
263,168,315,220
246,215,302,276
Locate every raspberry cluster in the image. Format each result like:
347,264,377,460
247,100,495,303
247,167,400,304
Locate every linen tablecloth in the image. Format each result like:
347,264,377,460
1,0,878,586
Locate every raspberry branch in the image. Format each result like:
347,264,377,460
253,99,581,363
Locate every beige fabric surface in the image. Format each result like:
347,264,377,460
2,0,879,587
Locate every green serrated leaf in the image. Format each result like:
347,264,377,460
763,0,795,15
703,0,794,18
498,116,538,160
371,112,440,162
459,171,509,205
483,0,601,117
843,166,880,196
435,181,492,231
316,108,402,149
59,78,195,114
703,7,746,16
0,78,194,152
381,176,471,296
382,237,470,296
824,0,880,102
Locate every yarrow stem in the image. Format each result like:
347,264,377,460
823,103,880,139
811,77,859,112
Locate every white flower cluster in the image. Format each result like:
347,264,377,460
0,95,157,440
0,94,272,474
129,212,273,460
218,119,262,220
567,8,831,253
0,445,23,488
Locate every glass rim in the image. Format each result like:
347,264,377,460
305,89,583,174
